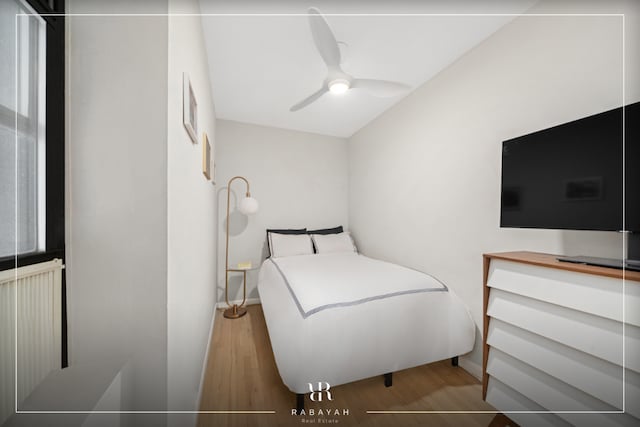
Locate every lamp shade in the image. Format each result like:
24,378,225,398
239,196,259,215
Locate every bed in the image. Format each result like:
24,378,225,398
258,231,476,406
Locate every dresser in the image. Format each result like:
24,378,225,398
482,251,640,427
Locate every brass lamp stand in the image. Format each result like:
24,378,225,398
224,268,248,319
223,176,258,319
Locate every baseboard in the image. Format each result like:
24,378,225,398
216,297,261,310
459,357,482,381
196,307,217,413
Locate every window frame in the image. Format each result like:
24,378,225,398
0,0,65,272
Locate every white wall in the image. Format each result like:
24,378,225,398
67,9,169,419
166,0,218,421
66,1,219,425
215,120,349,303
349,6,640,371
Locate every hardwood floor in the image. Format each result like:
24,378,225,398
198,304,503,427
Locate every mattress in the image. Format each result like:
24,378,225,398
258,253,475,394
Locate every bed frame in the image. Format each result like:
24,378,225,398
295,356,459,411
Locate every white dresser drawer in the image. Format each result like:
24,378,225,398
486,377,570,427
488,318,623,408
483,252,640,427
487,259,640,327
488,373,639,427
487,348,615,413
487,288,630,369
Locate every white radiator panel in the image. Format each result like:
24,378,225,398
0,276,16,426
0,259,63,425
487,260,640,327
487,288,634,371
487,318,623,408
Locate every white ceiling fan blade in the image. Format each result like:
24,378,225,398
290,87,328,112
352,79,411,97
308,7,341,68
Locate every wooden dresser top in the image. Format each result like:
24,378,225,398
484,251,640,282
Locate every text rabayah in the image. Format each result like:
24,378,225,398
291,408,350,416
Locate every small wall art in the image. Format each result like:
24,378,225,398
183,72,198,143
203,132,212,180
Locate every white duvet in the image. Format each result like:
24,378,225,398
258,253,476,394
270,253,447,318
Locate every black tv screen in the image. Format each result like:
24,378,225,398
500,102,639,232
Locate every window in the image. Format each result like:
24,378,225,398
0,0,65,269
0,1,46,257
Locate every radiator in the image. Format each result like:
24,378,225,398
0,259,63,425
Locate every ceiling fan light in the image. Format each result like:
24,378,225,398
329,79,350,94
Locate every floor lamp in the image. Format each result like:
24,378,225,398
224,176,259,319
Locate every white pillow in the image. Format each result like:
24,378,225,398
311,232,357,254
269,233,314,258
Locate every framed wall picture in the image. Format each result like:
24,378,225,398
202,132,212,180
183,72,198,143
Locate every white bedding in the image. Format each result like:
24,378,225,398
270,253,446,318
258,253,475,394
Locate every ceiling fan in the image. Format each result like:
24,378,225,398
290,7,411,112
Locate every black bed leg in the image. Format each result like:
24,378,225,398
296,393,305,412
451,356,459,367
384,372,393,387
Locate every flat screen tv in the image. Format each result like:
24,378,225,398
500,102,640,269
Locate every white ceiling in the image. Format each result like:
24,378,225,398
199,1,537,138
